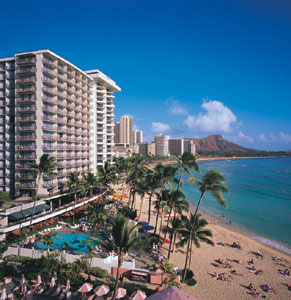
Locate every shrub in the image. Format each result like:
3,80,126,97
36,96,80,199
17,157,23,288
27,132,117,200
185,278,197,286
89,267,108,278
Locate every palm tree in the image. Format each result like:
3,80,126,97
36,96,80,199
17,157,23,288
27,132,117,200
153,164,178,234
162,216,185,259
99,214,147,300
144,168,162,224
176,152,200,190
163,188,188,240
67,172,80,225
83,172,97,197
28,154,57,229
97,161,117,190
136,179,147,218
113,157,127,184
177,214,214,270
182,169,228,282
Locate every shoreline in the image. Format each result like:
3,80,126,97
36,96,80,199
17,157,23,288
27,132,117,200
190,204,291,257
124,188,291,299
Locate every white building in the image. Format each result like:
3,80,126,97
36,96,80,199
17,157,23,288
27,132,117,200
154,134,169,157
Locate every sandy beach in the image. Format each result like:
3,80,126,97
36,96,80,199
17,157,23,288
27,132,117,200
117,186,291,300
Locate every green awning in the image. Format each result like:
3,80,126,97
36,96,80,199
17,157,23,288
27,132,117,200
8,204,50,222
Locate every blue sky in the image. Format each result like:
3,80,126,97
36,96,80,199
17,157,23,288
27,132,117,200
1,0,290,150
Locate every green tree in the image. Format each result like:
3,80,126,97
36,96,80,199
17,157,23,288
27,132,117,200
28,154,57,229
43,231,57,249
99,214,147,300
182,169,228,282
177,214,214,270
0,192,12,209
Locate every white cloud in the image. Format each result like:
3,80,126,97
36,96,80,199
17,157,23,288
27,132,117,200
279,132,291,143
258,133,266,142
166,98,188,116
238,131,254,143
151,122,170,133
184,100,237,132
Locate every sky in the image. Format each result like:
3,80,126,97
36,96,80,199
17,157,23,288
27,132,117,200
1,0,290,150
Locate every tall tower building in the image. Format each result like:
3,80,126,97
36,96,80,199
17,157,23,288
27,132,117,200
119,115,133,146
154,134,169,157
86,70,120,168
114,121,120,144
133,130,143,144
0,49,120,197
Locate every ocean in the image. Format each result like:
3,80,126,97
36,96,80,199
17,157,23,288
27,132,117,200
181,157,291,255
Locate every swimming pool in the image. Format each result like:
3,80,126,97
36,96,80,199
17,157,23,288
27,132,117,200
36,233,97,253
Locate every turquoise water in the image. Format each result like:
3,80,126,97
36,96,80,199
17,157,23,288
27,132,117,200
181,157,291,254
36,234,94,253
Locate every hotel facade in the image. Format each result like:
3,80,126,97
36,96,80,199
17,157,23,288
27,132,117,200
0,50,120,197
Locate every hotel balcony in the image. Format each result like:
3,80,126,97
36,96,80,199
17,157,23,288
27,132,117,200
57,108,67,116
42,182,58,188
42,116,57,122
42,57,57,68
43,125,57,132
16,67,36,75
19,182,36,189
43,85,56,95
16,57,36,66
16,135,36,141
15,163,34,170
16,144,36,150
16,115,36,122
16,76,36,84
16,106,36,112
57,99,67,107
42,144,57,150
16,154,36,160
43,135,57,141
42,67,55,77
43,77,57,86
43,96,58,105
43,106,57,113
16,125,36,131
16,86,36,94
16,95,36,103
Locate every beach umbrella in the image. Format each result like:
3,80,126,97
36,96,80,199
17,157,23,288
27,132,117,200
146,286,197,300
37,275,42,285
141,225,155,231
131,290,147,300
139,222,149,226
66,279,71,290
116,287,127,299
78,283,93,293
0,289,7,300
94,284,110,296
164,239,170,244
50,277,56,288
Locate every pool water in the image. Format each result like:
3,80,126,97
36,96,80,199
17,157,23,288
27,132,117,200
36,233,96,253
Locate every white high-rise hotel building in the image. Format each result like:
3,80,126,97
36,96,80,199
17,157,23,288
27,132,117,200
0,49,120,197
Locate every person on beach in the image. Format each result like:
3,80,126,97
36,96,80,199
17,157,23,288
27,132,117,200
248,283,255,291
214,218,217,225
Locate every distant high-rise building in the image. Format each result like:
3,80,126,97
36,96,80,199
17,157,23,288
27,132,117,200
119,115,133,146
154,134,169,157
114,122,120,143
139,142,155,156
169,138,184,156
183,140,196,155
169,138,196,156
132,130,143,144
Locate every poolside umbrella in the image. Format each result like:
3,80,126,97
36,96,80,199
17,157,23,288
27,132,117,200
66,279,71,290
94,284,110,296
37,275,42,285
146,286,197,300
131,290,147,300
0,289,7,300
50,277,56,288
78,283,93,294
116,287,127,299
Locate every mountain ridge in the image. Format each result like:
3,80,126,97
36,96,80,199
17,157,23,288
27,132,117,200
183,134,251,152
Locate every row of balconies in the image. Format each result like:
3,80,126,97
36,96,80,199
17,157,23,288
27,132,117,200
16,115,36,122
16,154,36,160
16,76,36,84
16,57,36,65
16,125,36,131
16,106,36,112
16,144,36,150
16,134,36,141
16,86,36,94
16,67,36,75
